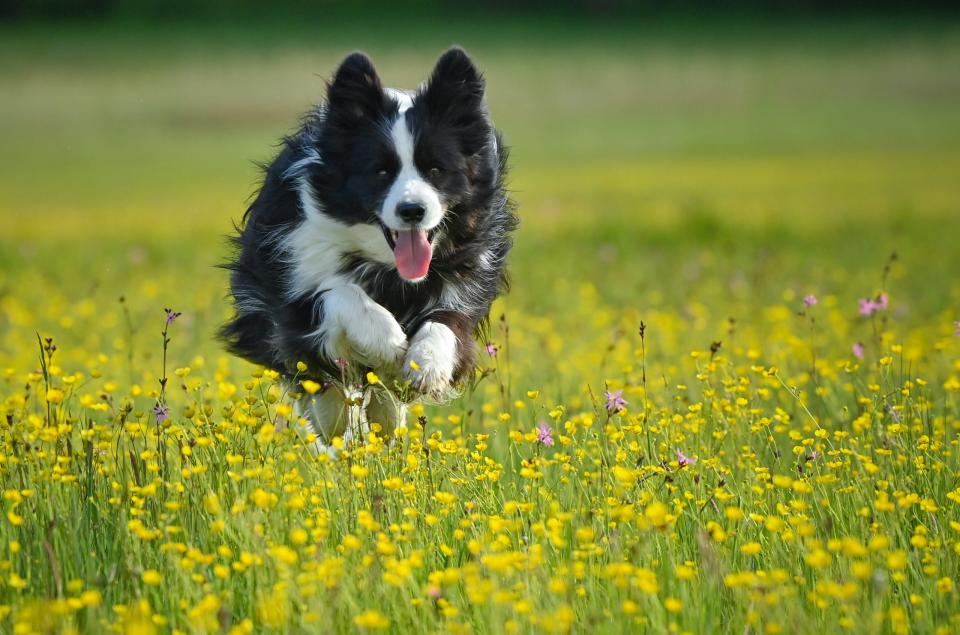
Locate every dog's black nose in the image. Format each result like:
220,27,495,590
396,202,426,225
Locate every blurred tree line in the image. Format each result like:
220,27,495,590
2,0,953,20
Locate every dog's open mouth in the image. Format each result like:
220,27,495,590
380,224,437,281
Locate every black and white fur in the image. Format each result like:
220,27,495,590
220,48,516,441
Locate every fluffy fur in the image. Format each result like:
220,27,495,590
220,48,516,440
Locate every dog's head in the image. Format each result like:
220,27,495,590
314,48,498,282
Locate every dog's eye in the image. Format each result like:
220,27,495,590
428,167,443,179
376,169,389,180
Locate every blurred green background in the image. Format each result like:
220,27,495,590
1,6,959,370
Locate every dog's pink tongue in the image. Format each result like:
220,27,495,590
394,229,433,280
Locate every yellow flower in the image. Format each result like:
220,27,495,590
851,561,873,580
741,542,762,556
920,498,939,513
301,379,322,394
256,588,289,628
270,545,298,566
634,568,658,594
869,535,890,551
887,550,908,571
289,527,308,546
80,589,102,607
366,372,380,385
142,569,162,585
549,578,568,594
351,465,369,478
354,610,390,630
644,501,669,528
725,506,744,522
250,488,277,509
664,597,682,613
805,549,831,569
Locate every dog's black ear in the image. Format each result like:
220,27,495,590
327,52,387,122
422,47,486,123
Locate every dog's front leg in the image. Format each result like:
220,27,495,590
317,284,407,369
402,311,476,397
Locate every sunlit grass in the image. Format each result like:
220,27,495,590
2,17,960,635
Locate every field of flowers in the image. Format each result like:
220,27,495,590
2,16,960,635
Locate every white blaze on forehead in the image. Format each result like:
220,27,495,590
386,88,414,113
390,113,416,167
380,96,443,232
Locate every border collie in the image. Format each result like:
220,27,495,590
220,47,517,443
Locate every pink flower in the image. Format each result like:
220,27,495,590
164,308,181,325
485,343,499,357
153,403,170,424
859,293,889,316
852,341,865,359
954,321,960,337
605,389,628,414
676,449,697,467
536,423,554,447
803,294,818,308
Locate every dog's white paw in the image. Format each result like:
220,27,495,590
402,322,457,396
323,286,407,368
342,302,407,367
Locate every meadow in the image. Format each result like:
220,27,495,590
2,13,960,634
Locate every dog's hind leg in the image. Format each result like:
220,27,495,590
295,389,340,456
297,384,405,452
363,387,407,441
